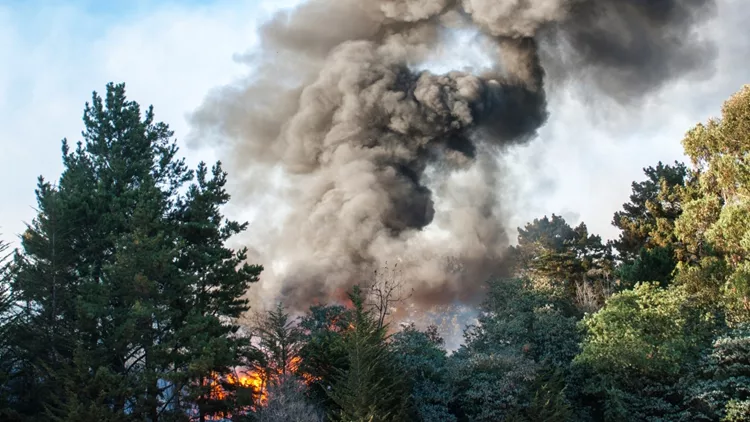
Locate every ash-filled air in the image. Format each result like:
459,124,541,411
191,0,716,310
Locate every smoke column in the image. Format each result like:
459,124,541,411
191,0,716,310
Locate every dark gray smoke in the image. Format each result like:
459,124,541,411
191,0,716,310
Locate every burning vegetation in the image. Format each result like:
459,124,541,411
209,369,266,404
205,356,315,420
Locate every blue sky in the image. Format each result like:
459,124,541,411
1,0,749,249
0,0,274,242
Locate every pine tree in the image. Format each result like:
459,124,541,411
610,161,691,290
612,161,689,262
169,161,262,420
254,303,304,380
298,305,352,414
8,177,82,420
6,83,262,421
511,215,614,312
54,82,192,419
0,236,23,420
328,286,409,422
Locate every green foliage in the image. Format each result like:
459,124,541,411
578,283,711,378
516,369,572,422
2,83,261,420
449,279,579,421
3,81,750,422
48,354,131,422
254,303,304,379
675,85,750,325
328,286,410,422
298,304,353,413
0,237,24,421
390,324,455,422
511,215,614,312
251,302,311,417
475,279,580,368
6,177,83,419
612,161,689,262
723,400,750,422
682,325,750,421
574,282,717,420
617,245,677,288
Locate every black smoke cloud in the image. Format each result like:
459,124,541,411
191,0,716,310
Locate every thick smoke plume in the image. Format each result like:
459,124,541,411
192,0,716,311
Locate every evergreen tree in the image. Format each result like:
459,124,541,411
675,85,750,325
511,215,614,312
608,162,691,290
390,324,455,422
449,278,579,422
683,325,750,421
170,161,262,420
616,244,677,288
10,175,96,419
254,303,304,380
6,83,261,421
612,161,689,262
573,282,717,421
519,369,572,422
328,286,409,422
49,82,194,420
0,237,23,420
298,304,353,414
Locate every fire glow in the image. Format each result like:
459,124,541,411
207,368,265,403
208,356,314,414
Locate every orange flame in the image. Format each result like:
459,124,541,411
290,356,323,384
203,368,267,421
205,369,265,401
290,356,302,373
206,355,321,420
230,368,267,404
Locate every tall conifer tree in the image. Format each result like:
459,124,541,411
329,286,409,422
6,83,261,421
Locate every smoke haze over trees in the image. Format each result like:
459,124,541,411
191,0,719,312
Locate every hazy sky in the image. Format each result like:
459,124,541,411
1,0,748,249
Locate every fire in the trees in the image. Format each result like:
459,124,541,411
208,356,317,412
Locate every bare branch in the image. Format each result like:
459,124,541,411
364,262,414,330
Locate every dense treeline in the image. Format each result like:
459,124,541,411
1,83,749,421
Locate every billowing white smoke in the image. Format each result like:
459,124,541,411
191,0,716,311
